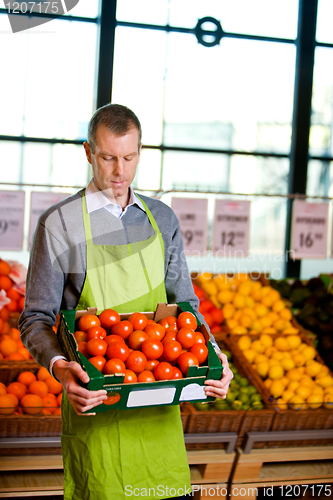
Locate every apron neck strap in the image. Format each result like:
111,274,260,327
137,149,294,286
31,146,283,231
135,194,161,234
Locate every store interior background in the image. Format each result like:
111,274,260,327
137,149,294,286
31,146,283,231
1,0,333,281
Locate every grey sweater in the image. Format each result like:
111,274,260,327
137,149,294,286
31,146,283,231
19,189,219,370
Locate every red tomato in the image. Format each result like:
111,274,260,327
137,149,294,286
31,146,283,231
144,322,166,341
137,370,156,383
159,316,178,331
103,358,126,374
128,312,148,331
128,330,149,350
78,314,100,332
162,331,177,345
194,332,206,344
192,283,206,301
123,369,137,383
211,307,224,324
74,331,87,343
176,328,196,349
141,338,163,360
125,351,147,373
146,359,159,371
86,326,107,341
170,366,183,379
154,361,174,380
77,341,89,357
87,338,107,357
105,334,126,346
177,352,199,375
99,309,120,329
198,299,214,314
210,324,221,334
203,312,214,328
163,340,182,362
89,355,106,372
106,342,130,362
111,320,133,340
190,343,208,365
177,311,197,330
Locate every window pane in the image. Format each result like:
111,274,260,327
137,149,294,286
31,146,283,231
162,152,289,195
163,34,295,154
134,148,162,191
20,143,89,187
306,160,333,197
0,142,22,184
168,0,298,39
112,27,167,146
116,0,169,24
310,48,333,156
0,17,98,140
316,0,333,43
66,0,100,18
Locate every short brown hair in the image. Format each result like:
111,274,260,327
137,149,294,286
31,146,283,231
87,103,142,152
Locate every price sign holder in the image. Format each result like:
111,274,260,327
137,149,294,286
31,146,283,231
0,190,25,251
290,200,329,259
28,191,69,248
212,200,251,256
171,198,208,255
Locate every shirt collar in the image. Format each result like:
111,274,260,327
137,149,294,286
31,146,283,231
85,178,145,217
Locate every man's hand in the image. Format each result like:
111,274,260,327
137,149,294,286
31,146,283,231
204,351,233,399
53,359,107,415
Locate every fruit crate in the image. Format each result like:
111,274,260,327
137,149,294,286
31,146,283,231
0,360,40,385
0,414,62,440
228,332,333,447
185,334,274,450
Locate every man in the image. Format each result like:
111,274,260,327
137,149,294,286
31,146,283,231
19,104,233,500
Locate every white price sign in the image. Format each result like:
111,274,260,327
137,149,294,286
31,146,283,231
291,200,329,259
212,200,251,256
0,190,25,251
171,198,208,255
29,191,69,248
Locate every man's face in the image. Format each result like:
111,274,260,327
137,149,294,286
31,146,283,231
84,125,141,208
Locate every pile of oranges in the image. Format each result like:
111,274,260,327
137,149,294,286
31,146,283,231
0,259,25,316
0,367,63,416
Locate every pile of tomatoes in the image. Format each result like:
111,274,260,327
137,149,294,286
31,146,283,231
74,310,209,383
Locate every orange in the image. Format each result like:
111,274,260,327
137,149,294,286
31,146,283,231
6,288,21,302
41,393,58,410
9,328,21,342
28,380,49,398
6,299,18,312
17,348,32,360
7,381,27,400
18,296,25,312
0,275,12,291
20,394,44,415
37,366,50,381
0,318,3,333
0,338,17,357
53,407,62,416
0,394,17,415
0,385,6,396
7,393,19,407
6,352,25,361
44,376,63,395
42,408,53,415
0,353,3,360
0,321,10,335
56,392,63,407
0,307,10,321
0,260,11,275
17,371,37,387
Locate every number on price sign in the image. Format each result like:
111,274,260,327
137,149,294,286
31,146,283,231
171,198,208,255
291,200,329,259
213,200,251,256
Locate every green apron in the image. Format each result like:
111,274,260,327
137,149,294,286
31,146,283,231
61,192,191,500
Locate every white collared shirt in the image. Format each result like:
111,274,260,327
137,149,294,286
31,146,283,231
85,178,145,218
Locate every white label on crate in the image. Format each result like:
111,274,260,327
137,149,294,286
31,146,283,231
212,199,251,256
29,191,69,248
0,190,25,251
179,383,207,401
291,200,329,259
127,387,176,407
171,198,208,255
